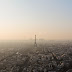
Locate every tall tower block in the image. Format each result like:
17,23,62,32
34,35,37,47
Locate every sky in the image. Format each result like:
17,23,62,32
0,0,72,40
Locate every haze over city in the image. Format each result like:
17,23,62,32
0,0,72,40
1,1,72,72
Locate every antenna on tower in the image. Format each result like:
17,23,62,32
34,35,37,47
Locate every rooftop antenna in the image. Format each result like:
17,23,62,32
34,35,37,47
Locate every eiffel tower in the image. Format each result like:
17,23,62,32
34,35,37,47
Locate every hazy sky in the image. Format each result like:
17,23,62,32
0,0,72,40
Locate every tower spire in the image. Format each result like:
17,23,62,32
34,35,37,47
